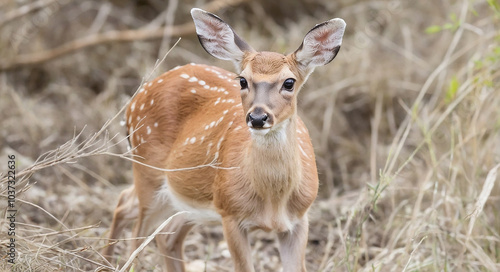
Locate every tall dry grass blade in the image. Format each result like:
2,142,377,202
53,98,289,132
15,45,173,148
466,163,499,238
455,163,500,270
318,223,335,271
370,92,383,185
402,235,426,272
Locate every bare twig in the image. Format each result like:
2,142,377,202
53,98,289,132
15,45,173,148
118,211,187,272
0,23,193,71
0,0,65,27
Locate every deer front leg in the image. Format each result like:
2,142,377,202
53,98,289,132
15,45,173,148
221,216,254,272
277,215,309,272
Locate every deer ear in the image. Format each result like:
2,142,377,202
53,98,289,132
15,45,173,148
191,8,254,65
293,18,346,70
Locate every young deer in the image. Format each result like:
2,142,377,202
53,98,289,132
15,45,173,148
103,8,345,272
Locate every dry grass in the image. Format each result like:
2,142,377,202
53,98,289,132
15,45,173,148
1,0,499,271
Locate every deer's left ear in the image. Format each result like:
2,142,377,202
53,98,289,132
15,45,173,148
293,18,346,70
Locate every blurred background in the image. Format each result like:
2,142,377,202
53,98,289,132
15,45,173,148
1,0,499,271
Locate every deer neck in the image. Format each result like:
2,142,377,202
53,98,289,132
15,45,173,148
244,116,302,200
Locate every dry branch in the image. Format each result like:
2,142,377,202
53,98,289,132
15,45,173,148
0,0,63,27
0,0,247,71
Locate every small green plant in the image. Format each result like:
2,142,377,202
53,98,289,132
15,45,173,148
425,13,461,33
444,76,460,104
487,0,500,16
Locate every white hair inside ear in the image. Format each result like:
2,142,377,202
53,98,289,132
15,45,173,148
294,18,346,69
191,8,254,67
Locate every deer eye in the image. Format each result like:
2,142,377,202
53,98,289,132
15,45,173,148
282,78,295,91
239,77,248,89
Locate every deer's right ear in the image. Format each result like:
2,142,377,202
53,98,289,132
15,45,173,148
191,8,254,65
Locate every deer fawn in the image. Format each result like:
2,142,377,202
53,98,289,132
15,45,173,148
103,8,345,272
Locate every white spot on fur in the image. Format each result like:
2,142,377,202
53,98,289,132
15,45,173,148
190,137,196,144
147,126,151,135
140,104,145,111
136,116,140,121
210,121,216,128
157,79,164,83
150,99,154,105
180,73,189,79
154,122,158,127
232,84,238,87
223,110,229,115
191,89,197,94
204,85,210,89
198,80,206,86
216,116,224,125
205,125,209,130
120,120,126,126
172,66,181,70
224,91,229,95
206,142,213,156
216,136,224,150
147,82,153,87
200,136,205,142
131,102,136,112
128,115,132,124
234,126,242,131
188,77,198,82
139,88,144,93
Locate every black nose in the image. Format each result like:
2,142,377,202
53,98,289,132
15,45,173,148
247,110,268,128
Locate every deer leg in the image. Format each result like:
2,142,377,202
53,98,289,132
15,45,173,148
277,216,309,272
222,216,254,272
102,186,138,260
128,167,169,266
155,213,194,272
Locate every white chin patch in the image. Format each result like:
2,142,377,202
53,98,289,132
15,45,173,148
249,128,270,136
